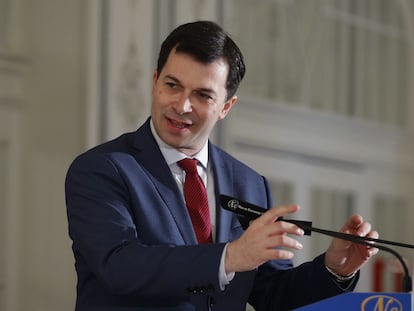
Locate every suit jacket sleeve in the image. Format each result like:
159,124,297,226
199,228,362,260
65,151,226,298
244,178,358,311
210,147,357,310
249,252,359,310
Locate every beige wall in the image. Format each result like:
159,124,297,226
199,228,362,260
17,0,87,309
1,1,413,310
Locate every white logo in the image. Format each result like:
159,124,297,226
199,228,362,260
227,199,239,211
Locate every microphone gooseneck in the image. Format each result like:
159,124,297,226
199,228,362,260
219,194,413,292
309,226,412,292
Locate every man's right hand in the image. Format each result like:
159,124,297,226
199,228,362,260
225,204,304,273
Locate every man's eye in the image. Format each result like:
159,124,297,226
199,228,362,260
166,82,177,89
192,91,217,105
198,92,212,100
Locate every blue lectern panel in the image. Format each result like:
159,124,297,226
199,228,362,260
294,292,412,311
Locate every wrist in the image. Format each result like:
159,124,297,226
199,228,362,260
325,265,357,282
224,242,236,273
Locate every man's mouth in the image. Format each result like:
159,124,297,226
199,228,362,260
168,118,191,129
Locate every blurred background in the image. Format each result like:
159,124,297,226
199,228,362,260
1,0,413,310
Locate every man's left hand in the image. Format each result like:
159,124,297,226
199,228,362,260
325,214,379,277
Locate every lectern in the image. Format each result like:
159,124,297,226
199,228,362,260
294,292,412,310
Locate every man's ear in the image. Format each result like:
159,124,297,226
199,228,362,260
151,70,158,94
219,96,237,120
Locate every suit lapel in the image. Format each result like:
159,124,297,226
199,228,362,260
128,119,237,245
209,145,236,243
129,119,197,244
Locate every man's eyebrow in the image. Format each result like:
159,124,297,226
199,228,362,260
164,74,217,95
196,87,216,96
164,75,181,83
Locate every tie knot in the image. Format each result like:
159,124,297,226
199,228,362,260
178,158,199,174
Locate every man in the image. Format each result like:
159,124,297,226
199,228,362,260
65,20,378,310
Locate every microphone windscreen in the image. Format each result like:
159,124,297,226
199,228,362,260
219,194,267,219
220,194,312,235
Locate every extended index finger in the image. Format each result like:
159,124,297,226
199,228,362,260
341,214,364,233
257,204,300,225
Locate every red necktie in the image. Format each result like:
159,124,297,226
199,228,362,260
178,158,212,244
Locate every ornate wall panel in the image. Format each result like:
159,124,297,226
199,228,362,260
97,0,223,142
0,142,6,310
0,107,21,311
224,0,413,129
0,0,25,309
98,0,155,140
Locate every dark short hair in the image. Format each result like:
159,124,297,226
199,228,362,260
156,20,246,100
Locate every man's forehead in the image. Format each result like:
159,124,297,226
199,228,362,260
162,52,228,87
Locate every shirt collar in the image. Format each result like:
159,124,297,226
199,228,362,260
150,119,209,169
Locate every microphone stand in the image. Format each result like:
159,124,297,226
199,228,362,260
283,219,412,292
219,194,414,292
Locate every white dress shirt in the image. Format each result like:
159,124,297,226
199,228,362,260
150,120,234,289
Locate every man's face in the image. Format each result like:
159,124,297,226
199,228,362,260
151,50,237,155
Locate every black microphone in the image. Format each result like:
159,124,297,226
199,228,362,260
219,194,313,235
219,194,413,292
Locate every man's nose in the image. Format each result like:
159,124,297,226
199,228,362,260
173,91,193,114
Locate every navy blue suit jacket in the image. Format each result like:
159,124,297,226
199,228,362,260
65,118,353,311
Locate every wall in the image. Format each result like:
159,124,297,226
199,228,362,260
1,0,413,310
16,0,86,309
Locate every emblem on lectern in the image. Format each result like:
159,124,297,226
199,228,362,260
361,295,403,311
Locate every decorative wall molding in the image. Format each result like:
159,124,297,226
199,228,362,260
115,0,145,124
228,98,414,174
0,106,21,311
0,0,24,55
0,2,26,309
100,0,224,141
224,0,413,129
99,0,154,141
226,98,414,291
0,0,11,48
0,52,27,107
